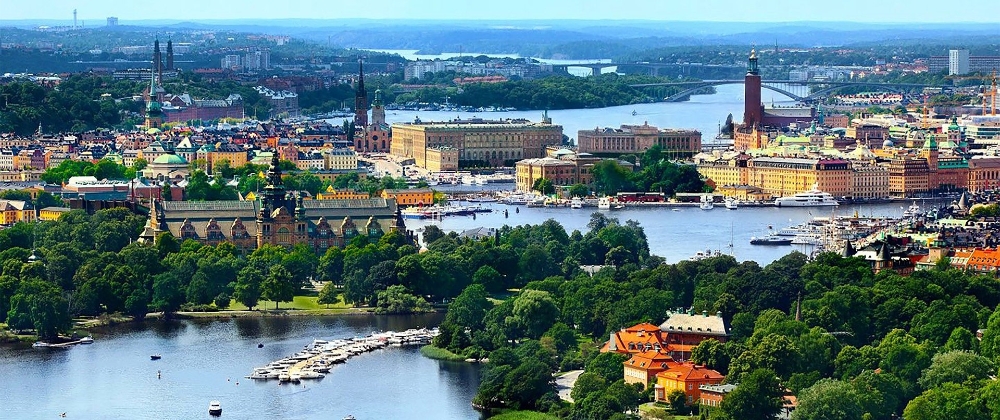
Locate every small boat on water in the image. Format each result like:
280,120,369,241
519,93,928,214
597,197,611,210
724,197,738,210
79,336,94,344
344,415,357,420
32,341,50,348
699,194,714,210
150,355,162,360
570,197,584,209
902,201,920,218
208,400,222,416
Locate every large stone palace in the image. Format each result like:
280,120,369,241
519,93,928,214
141,155,407,252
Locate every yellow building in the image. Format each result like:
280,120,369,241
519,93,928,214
514,152,628,193
38,206,71,221
381,188,434,207
746,157,853,198
425,147,460,172
207,143,248,171
318,187,370,200
851,165,890,199
390,116,563,170
0,199,35,225
888,158,930,197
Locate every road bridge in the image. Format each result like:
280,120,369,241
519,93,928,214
629,79,940,102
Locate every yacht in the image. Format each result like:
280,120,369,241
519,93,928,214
699,194,714,210
724,197,738,210
774,186,839,207
597,197,612,210
208,401,222,416
750,236,793,245
570,197,584,209
902,201,921,218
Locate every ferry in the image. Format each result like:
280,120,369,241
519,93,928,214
699,194,714,210
724,197,738,210
750,236,793,245
598,197,612,210
774,186,839,207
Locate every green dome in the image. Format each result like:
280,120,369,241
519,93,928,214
153,153,187,165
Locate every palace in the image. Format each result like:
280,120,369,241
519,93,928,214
577,123,701,159
141,155,408,252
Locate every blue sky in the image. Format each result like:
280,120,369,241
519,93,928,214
2,0,998,22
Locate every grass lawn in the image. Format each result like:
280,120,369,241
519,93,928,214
419,345,468,362
227,294,354,311
488,411,559,420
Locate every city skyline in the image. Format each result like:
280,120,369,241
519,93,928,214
2,0,1000,23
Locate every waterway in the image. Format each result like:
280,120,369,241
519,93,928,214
331,83,798,143
0,314,484,420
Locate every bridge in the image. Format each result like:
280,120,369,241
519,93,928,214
629,79,940,102
550,62,745,77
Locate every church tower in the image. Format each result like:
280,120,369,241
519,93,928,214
166,39,174,71
354,59,368,128
371,89,385,126
153,39,163,82
144,60,163,129
743,48,762,127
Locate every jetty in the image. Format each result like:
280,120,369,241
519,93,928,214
247,328,438,382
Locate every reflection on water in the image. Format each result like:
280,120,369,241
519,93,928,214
0,313,482,420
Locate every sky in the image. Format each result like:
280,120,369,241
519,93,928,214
2,0,999,23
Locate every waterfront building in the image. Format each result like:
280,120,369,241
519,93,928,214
380,188,434,207
888,157,929,197
746,157,853,198
392,114,563,170
577,123,701,158
514,152,631,192
851,164,890,199
142,155,406,252
968,156,1000,192
734,49,816,151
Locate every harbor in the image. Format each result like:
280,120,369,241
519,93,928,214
248,328,439,383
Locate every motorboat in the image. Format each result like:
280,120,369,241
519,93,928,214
750,236,793,245
208,401,222,416
724,197,738,210
344,416,357,420
790,234,824,245
570,198,584,209
79,336,94,344
150,355,162,360
902,201,920,218
774,186,839,207
32,341,50,348
597,197,612,210
699,194,714,210
689,249,721,261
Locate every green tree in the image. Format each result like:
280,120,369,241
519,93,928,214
318,281,339,308
374,285,431,314
261,265,294,310
943,327,979,352
718,368,785,420
568,183,589,198
585,352,629,383
918,350,994,390
532,178,555,195
6,280,70,338
151,272,184,315
511,289,560,339
570,371,607,402
792,379,864,420
903,382,988,420
233,266,262,310
446,283,492,330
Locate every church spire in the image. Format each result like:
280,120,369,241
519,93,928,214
354,58,368,128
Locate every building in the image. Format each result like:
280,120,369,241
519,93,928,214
699,384,737,410
577,123,701,158
381,188,434,207
603,322,671,355
658,310,728,361
0,199,35,225
930,53,1000,74
355,89,391,153
888,158,930,197
325,148,359,171
746,157,853,198
221,55,241,70
317,187,369,200
734,50,816,151
354,60,368,129
624,351,676,389
254,86,299,119
391,115,563,169
968,156,1000,192
161,93,244,123
142,152,190,181
243,49,270,71
207,143,248,171
38,206,71,221
851,165,890,199
515,152,632,192
142,155,407,252
654,362,725,405
949,49,970,75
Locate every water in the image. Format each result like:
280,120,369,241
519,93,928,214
407,200,939,265
335,84,798,142
0,314,483,420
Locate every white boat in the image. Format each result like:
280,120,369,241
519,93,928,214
208,401,222,416
79,336,94,344
597,197,612,210
32,341,50,348
689,249,721,261
902,201,920,218
724,197,738,210
790,234,824,245
570,198,584,209
699,194,714,210
774,186,839,207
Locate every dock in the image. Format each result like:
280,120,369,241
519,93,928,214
248,328,438,382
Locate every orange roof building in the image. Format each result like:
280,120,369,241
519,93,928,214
601,322,669,354
624,351,676,389
654,362,725,405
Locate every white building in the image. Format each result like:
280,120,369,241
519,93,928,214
324,148,358,171
949,49,970,75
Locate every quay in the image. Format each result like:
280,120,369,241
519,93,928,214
247,328,438,383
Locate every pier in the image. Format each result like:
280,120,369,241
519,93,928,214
248,328,438,383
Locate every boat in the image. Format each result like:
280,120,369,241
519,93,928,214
631,109,637,116
750,236,793,245
699,194,714,210
79,336,94,344
774,185,839,207
570,198,584,209
613,203,625,210
32,341,50,348
902,201,920,218
150,355,161,360
597,197,612,210
208,400,222,416
344,416,357,420
790,234,824,245
689,249,721,261
724,197,738,210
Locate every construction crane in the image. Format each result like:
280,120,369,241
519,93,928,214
984,70,997,116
